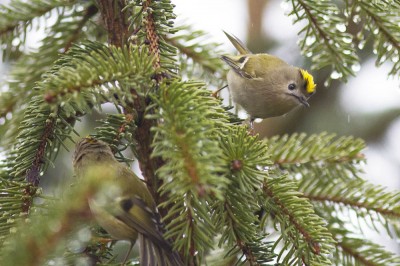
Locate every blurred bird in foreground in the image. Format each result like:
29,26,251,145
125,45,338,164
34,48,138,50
73,137,183,266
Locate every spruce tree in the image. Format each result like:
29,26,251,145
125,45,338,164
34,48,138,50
0,0,399,265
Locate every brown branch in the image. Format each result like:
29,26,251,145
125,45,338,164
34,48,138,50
295,0,339,62
143,0,161,70
274,153,365,166
306,194,400,218
224,202,257,265
360,2,400,52
96,0,130,47
263,183,319,252
63,4,99,52
23,114,55,184
338,241,376,266
95,0,166,208
165,36,219,74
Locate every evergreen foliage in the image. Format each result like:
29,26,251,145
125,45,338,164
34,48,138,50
0,0,399,265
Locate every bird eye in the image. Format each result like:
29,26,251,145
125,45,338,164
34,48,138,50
288,83,296,90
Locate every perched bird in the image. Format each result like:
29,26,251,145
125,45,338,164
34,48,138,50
221,31,316,125
73,137,183,266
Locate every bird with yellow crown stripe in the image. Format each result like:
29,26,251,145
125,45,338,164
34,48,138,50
219,31,316,128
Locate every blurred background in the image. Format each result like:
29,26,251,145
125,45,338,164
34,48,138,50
1,0,399,256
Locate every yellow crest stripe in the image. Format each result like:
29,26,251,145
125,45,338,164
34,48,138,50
300,69,316,94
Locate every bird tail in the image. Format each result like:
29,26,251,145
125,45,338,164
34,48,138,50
139,234,184,266
223,31,252,55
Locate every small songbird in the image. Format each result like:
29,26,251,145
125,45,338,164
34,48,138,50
73,137,183,266
221,31,316,123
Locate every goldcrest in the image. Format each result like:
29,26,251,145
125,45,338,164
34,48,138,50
221,31,316,120
73,137,183,266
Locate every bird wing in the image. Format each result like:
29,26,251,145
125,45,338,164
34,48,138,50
111,195,171,250
221,55,254,79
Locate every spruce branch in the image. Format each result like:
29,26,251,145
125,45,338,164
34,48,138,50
92,113,137,163
151,80,229,260
165,27,226,83
330,227,400,266
0,168,110,266
262,175,335,265
0,179,33,244
95,0,165,205
42,42,154,105
290,0,359,81
0,3,98,148
216,127,276,265
0,0,77,58
356,0,400,76
96,0,130,47
125,0,178,76
303,177,400,241
265,133,365,181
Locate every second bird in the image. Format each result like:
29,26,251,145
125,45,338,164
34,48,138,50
221,31,316,122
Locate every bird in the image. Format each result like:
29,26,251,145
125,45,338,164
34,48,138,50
220,31,316,127
73,137,183,266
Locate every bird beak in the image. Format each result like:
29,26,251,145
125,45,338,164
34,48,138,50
299,97,310,107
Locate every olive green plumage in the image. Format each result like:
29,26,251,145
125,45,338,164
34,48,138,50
73,137,183,266
221,31,316,120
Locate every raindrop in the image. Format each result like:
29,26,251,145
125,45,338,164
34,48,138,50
373,28,379,34
324,79,331,87
342,36,352,44
11,38,21,46
358,40,366,49
343,50,351,55
306,51,313,57
330,71,342,79
373,49,378,54
392,55,399,63
305,36,316,46
379,55,387,64
351,63,361,72
336,23,346,32
352,15,361,24
387,44,393,51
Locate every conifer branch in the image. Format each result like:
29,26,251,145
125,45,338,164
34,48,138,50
307,194,400,218
165,28,225,76
357,0,400,76
91,113,137,163
96,0,129,47
291,0,359,81
152,81,229,260
63,4,98,52
216,127,276,264
302,177,400,241
143,0,162,70
0,170,105,266
330,227,400,265
262,175,334,265
0,0,74,36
